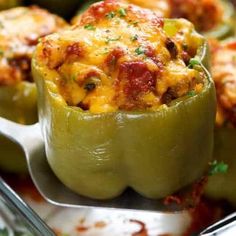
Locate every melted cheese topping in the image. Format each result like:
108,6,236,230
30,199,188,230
113,0,223,32
73,0,223,33
210,40,236,126
122,0,170,17
0,6,67,86
36,0,205,113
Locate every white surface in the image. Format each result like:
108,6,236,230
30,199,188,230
26,198,191,236
47,208,190,235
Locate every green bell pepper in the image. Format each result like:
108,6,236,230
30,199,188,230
32,19,216,200
0,82,37,173
0,82,37,124
205,128,236,206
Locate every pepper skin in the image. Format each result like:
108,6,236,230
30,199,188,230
0,82,37,173
33,60,215,200
0,7,67,173
0,82,37,124
33,2,216,199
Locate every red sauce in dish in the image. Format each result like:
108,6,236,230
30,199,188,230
130,219,148,236
1,172,44,202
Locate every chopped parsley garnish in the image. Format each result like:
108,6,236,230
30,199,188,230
106,11,116,19
128,20,139,26
209,160,228,176
131,34,138,41
101,47,109,54
188,58,201,68
187,90,196,97
84,24,96,31
118,8,127,17
135,47,145,55
105,36,121,44
72,75,77,82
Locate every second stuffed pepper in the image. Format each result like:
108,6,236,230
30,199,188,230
33,0,216,200
205,39,236,206
0,6,67,173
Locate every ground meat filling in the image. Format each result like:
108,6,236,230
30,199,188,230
0,6,66,86
210,40,236,126
38,0,205,113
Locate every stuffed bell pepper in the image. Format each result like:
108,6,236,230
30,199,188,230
33,0,216,200
205,40,236,206
74,0,235,39
0,6,67,173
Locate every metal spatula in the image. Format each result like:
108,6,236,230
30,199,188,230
0,117,184,212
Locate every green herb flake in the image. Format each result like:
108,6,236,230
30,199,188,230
131,34,138,41
105,36,121,44
0,228,9,236
115,19,120,24
0,49,4,56
188,58,201,68
132,21,139,26
209,160,228,176
135,47,145,55
84,24,96,31
187,90,196,97
106,11,116,19
72,75,77,82
101,47,109,55
118,8,127,17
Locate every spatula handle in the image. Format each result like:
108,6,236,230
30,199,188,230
0,117,43,154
